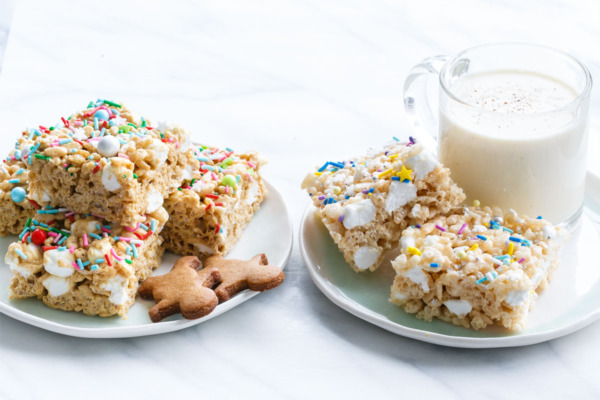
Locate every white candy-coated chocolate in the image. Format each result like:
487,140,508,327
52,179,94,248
97,135,121,157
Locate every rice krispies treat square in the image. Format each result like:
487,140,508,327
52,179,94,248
5,208,168,317
161,144,266,259
301,140,465,272
390,206,568,331
21,99,197,226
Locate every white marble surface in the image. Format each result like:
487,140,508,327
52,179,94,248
1,0,600,398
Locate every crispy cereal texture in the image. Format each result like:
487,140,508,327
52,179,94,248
390,206,568,331
138,256,221,322
199,254,285,302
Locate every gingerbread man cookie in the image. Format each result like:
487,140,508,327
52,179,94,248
199,254,285,302
138,256,221,322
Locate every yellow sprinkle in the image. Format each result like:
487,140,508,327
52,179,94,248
407,246,422,256
389,154,399,160
457,250,467,260
378,169,393,179
314,172,322,176
397,165,413,182
333,186,341,195
469,244,479,251
507,242,514,256
473,199,480,207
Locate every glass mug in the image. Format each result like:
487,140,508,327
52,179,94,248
403,43,592,227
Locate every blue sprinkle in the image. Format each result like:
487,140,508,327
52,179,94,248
95,258,105,264
139,223,149,231
225,147,234,152
58,138,72,145
476,235,487,241
16,168,24,175
318,162,330,173
15,249,27,260
151,219,156,232
430,263,439,268
392,136,400,141
57,247,67,251
391,176,400,181
8,179,19,184
90,264,99,271
89,233,102,240
509,236,522,243
58,236,68,245
82,261,91,267
537,216,542,219
476,276,488,285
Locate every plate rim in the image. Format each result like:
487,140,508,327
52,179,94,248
0,179,294,338
299,171,600,348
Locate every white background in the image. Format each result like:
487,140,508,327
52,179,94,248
0,1,599,399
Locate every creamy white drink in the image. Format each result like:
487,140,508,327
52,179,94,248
439,70,587,224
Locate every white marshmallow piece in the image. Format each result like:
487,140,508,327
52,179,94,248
146,190,164,213
404,149,439,180
342,199,375,229
353,246,381,271
385,181,417,213
43,276,73,297
43,249,75,277
97,135,121,158
443,300,472,316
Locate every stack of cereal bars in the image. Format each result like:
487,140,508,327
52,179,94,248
303,139,568,330
2,100,266,317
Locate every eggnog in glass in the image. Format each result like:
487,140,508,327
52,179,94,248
404,44,592,226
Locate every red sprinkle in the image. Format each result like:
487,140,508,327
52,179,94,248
205,194,219,199
133,232,145,240
92,163,101,174
215,224,220,233
21,232,30,243
43,246,58,251
28,199,42,209
141,230,153,240
205,203,212,211
61,117,70,128
105,254,112,266
214,202,223,207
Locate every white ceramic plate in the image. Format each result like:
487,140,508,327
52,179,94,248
0,180,293,338
300,172,600,348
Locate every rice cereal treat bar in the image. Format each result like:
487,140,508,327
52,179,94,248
390,206,568,330
5,208,168,317
301,140,465,272
23,99,197,226
161,145,266,259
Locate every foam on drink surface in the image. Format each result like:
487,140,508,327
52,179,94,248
452,70,577,113
446,70,579,139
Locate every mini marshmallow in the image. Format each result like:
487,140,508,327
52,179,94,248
342,199,375,229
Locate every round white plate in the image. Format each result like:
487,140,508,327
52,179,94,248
300,172,600,348
0,180,293,338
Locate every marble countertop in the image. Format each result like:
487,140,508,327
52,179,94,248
1,0,600,398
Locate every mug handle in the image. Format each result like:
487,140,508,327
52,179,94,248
403,55,451,154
